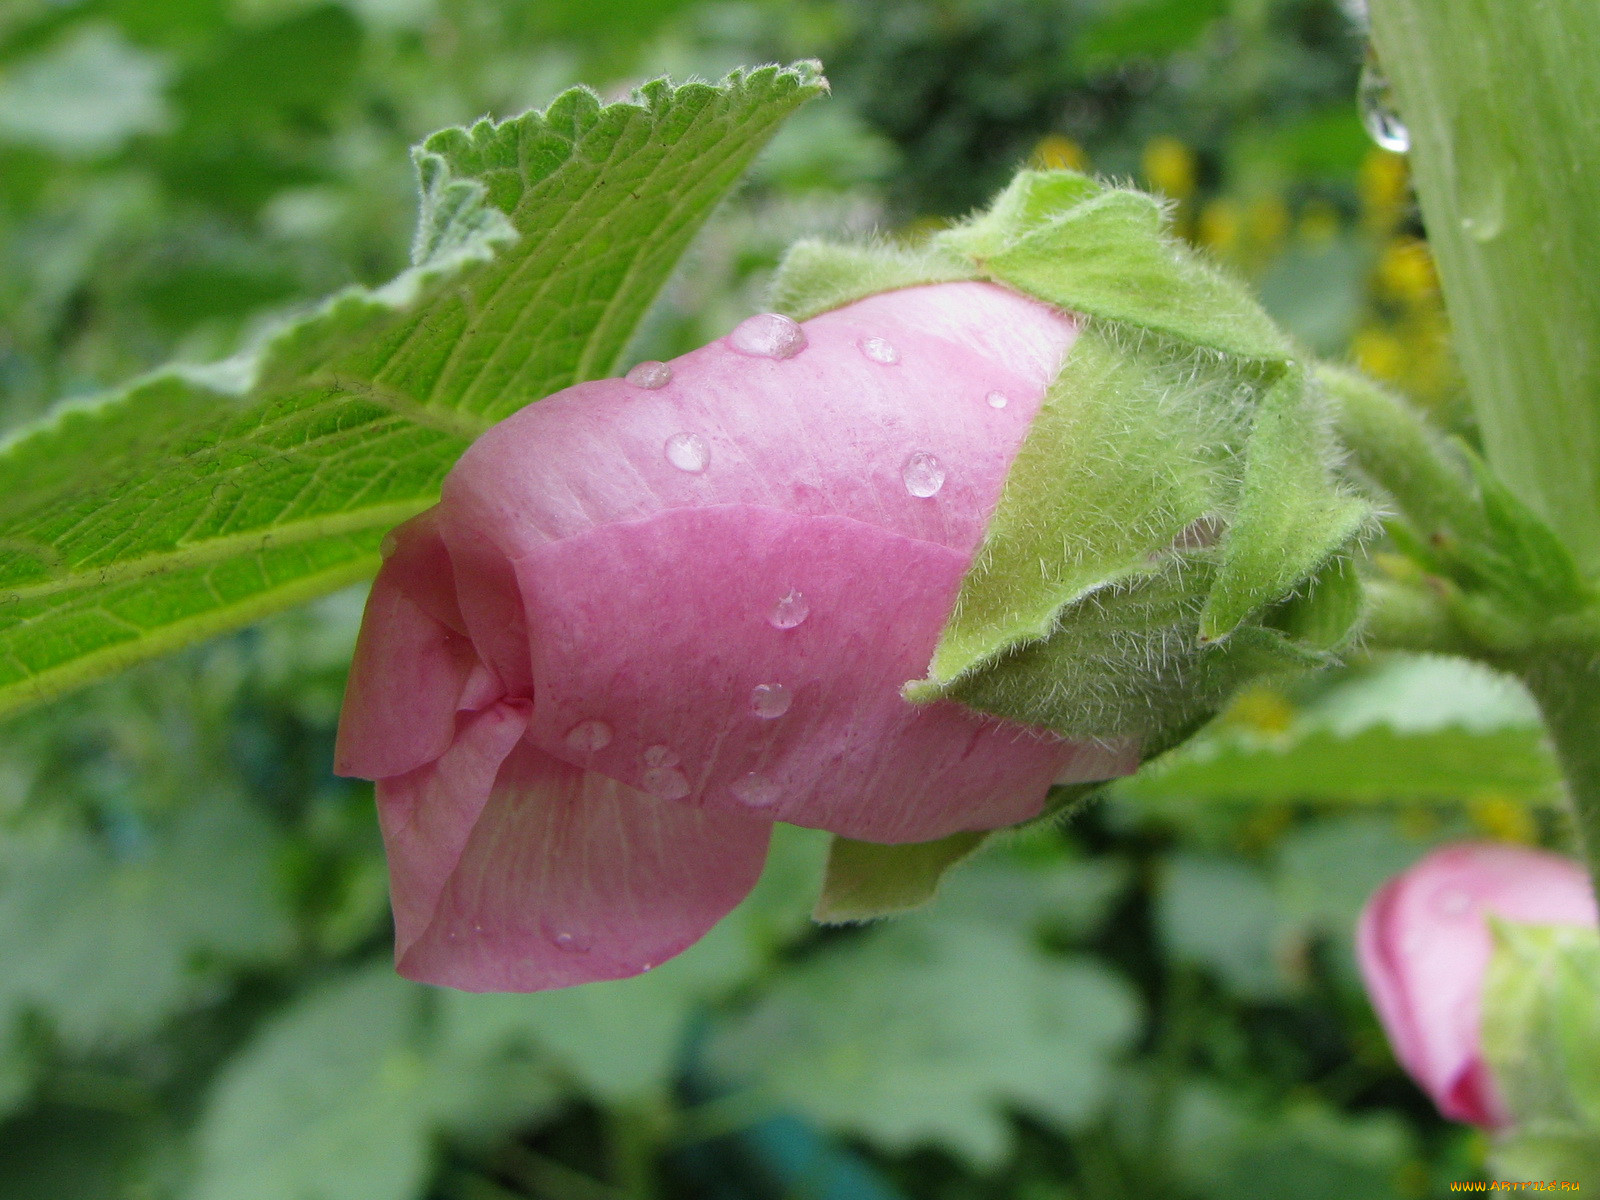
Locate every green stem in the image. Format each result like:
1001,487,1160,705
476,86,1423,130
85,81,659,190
1517,650,1600,902
1368,0,1600,576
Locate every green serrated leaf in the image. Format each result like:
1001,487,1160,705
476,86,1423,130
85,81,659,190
705,919,1140,1167
1200,368,1371,641
812,831,988,924
0,63,825,719
1116,654,1562,806
189,966,431,1200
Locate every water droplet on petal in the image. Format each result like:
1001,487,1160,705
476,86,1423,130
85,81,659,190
731,773,781,809
565,719,613,753
902,451,945,498
546,925,593,954
751,683,791,719
644,745,679,768
379,532,399,559
986,389,1009,409
859,336,899,364
769,589,810,629
1358,52,1410,153
625,360,672,389
642,766,690,799
665,432,709,472
728,313,807,359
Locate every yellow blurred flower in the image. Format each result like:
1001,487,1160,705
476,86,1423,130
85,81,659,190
1353,327,1407,382
1142,135,1196,200
1226,686,1296,736
1298,198,1340,246
1469,794,1538,844
1246,194,1289,253
1360,148,1410,231
1377,237,1438,302
1197,198,1240,254
1032,133,1088,173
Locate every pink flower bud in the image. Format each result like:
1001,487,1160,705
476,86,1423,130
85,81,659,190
1356,841,1597,1127
335,282,1139,992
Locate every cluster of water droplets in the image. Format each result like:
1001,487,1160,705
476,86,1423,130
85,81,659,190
640,744,691,800
565,718,614,753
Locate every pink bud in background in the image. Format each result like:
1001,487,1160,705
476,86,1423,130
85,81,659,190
1356,841,1598,1127
335,282,1140,992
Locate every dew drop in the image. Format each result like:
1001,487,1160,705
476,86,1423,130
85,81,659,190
643,744,679,768
859,336,900,364
731,772,781,809
665,432,710,473
986,389,1008,409
642,766,691,799
625,360,672,389
1358,52,1410,153
728,312,807,360
379,531,399,559
546,924,593,954
565,719,613,754
769,589,810,630
750,683,792,719
902,451,946,498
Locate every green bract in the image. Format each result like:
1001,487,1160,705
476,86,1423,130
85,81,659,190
1482,922,1600,1178
776,170,1370,751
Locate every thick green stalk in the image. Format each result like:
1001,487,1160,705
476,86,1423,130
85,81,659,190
1368,0,1600,575
1518,645,1600,896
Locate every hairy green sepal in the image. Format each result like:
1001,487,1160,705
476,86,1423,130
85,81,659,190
777,170,1367,745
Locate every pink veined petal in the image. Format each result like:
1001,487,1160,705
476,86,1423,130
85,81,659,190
515,503,1087,844
335,525,480,780
1055,737,1143,784
396,738,773,992
377,700,532,955
1356,841,1597,1128
439,282,1077,563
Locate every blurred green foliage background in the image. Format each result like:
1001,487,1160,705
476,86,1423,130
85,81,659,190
0,1,1564,1197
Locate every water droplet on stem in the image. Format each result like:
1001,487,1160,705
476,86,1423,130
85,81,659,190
1358,52,1410,153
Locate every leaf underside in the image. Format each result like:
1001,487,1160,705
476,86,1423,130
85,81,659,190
0,63,825,720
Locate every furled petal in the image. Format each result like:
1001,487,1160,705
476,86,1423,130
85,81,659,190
439,281,1076,560
394,737,773,991
1356,841,1597,1127
377,700,532,952
335,514,479,780
515,504,1076,843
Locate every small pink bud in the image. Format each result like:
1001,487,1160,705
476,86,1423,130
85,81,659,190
1356,841,1597,1127
335,282,1140,992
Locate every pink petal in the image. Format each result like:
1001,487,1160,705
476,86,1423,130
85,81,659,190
335,516,479,780
1356,841,1597,1128
439,282,1076,561
394,737,772,992
378,700,532,953
514,504,1077,843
